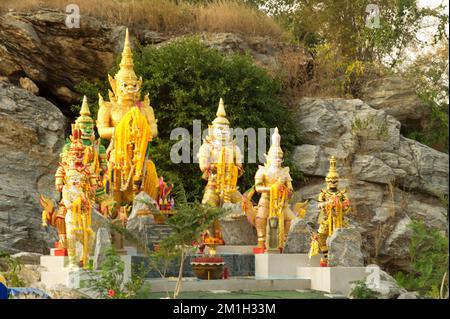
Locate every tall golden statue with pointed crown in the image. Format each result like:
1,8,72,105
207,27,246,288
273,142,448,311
309,156,351,266
253,128,296,252
96,29,159,207
197,98,244,239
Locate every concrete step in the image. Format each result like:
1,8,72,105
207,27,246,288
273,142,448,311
255,254,322,279
216,245,254,255
147,277,311,292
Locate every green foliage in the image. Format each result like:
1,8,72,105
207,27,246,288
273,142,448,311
86,246,150,299
265,0,448,63
0,252,25,287
403,41,448,153
264,0,448,100
395,220,449,298
349,280,380,299
73,37,301,201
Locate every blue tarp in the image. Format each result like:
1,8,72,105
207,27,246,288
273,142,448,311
6,287,51,299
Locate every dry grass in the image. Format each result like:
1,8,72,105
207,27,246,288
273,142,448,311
194,1,283,37
0,0,285,38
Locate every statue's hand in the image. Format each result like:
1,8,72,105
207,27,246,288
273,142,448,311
237,165,244,177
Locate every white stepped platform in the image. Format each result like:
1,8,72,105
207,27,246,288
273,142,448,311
297,266,378,295
255,253,322,279
255,253,378,295
40,247,134,289
147,277,311,292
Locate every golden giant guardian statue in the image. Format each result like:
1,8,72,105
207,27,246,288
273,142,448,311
197,98,244,239
97,29,159,207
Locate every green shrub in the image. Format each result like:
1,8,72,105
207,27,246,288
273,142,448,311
395,220,449,298
73,37,301,201
349,280,380,299
0,252,25,287
85,246,150,299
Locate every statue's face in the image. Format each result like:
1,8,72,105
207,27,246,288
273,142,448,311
212,124,230,142
69,147,84,166
267,156,282,168
117,79,140,100
326,176,338,191
78,121,94,142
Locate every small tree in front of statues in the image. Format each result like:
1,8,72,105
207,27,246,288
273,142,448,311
159,185,225,299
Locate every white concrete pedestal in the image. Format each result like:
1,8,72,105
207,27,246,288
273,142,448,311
40,247,134,289
255,253,322,279
297,266,376,295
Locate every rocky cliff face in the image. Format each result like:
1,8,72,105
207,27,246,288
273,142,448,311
0,9,312,109
0,9,124,107
292,98,448,272
0,81,66,254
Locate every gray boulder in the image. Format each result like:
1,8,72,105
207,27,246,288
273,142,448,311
93,227,112,270
362,76,430,130
397,291,419,299
219,203,257,245
372,267,407,299
127,191,156,233
284,218,313,253
327,228,364,267
126,192,156,249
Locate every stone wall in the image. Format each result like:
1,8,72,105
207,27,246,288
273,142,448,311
0,81,66,253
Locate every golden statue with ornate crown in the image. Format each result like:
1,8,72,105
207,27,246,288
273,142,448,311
309,156,351,266
41,127,96,269
97,29,159,208
252,128,297,252
197,98,244,240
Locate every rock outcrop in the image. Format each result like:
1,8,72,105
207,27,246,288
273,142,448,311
0,9,312,109
293,98,448,272
0,80,67,254
362,76,430,130
0,9,126,107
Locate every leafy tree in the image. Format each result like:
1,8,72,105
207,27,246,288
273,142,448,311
256,0,448,65
395,220,449,298
403,40,449,153
157,185,225,299
73,37,301,201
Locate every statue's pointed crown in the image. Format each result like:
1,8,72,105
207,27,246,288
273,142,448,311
69,125,84,152
115,28,138,82
267,127,283,160
326,156,339,179
212,98,229,126
75,96,93,124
